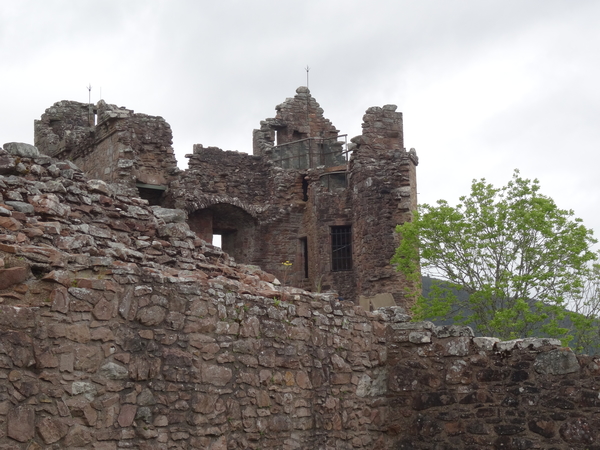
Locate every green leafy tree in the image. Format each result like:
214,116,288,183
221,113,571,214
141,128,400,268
564,263,600,353
393,170,598,343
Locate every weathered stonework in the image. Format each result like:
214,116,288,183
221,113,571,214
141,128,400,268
2,109,600,448
35,100,179,198
34,88,418,310
252,86,343,168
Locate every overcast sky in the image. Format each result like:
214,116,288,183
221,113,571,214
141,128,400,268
2,0,600,240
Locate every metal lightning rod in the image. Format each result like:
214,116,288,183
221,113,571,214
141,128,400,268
87,84,92,127
305,65,310,89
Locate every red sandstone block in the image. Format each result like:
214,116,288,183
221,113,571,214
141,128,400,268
0,266,29,290
0,242,17,253
42,270,71,287
11,211,27,221
7,405,35,442
23,227,44,238
0,216,22,231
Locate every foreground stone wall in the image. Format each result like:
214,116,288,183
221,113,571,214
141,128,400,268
386,325,600,449
0,145,599,449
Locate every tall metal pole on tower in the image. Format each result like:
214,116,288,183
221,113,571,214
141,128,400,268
305,66,310,89
304,66,312,165
87,84,92,127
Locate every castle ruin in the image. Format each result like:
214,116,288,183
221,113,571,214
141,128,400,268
0,89,596,449
34,87,419,309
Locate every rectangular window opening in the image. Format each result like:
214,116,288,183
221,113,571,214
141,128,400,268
135,183,166,206
302,177,309,201
331,226,352,271
300,237,309,279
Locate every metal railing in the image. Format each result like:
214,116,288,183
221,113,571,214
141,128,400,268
271,135,349,169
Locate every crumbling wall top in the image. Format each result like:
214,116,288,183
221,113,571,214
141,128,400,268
253,87,347,169
34,100,178,191
95,99,133,123
272,86,338,142
34,100,94,158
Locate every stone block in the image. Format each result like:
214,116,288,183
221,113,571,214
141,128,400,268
201,364,232,386
473,337,499,351
0,154,16,174
137,305,166,326
4,201,34,214
64,424,93,447
0,266,28,290
65,324,91,343
3,142,40,158
60,353,74,372
412,391,456,411
87,179,111,196
118,404,138,427
7,405,35,442
44,270,71,287
409,331,431,344
152,207,187,223
440,337,470,356
331,372,351,384
528,417,555,438
0,305,35,329
37,416,69,444
534,348,580,375
98,362,129,380
29,193,70,217
0,216,21,231
93,299,115,320
433,325,474,338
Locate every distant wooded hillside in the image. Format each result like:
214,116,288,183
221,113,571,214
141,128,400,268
421,276,600,355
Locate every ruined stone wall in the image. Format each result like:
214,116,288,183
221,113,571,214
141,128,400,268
385,323,600,449
0,145,392,449
253,87,344,169
91,101,177,187
35,100,178,190
170,145,309,284
1,145,599,449
167,99,420,306
272,87,339,144
181,145,272,208
34,100,94,158
253,87,339,153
